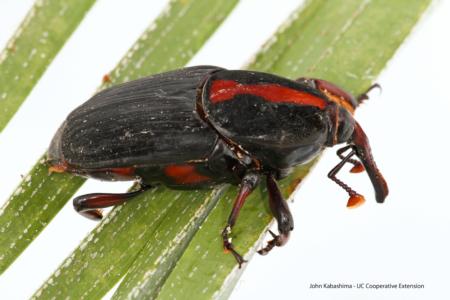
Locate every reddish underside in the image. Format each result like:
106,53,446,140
209,79,327,109
108,167,135,176
164,164,210,184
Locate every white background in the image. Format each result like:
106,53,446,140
0,0,449,299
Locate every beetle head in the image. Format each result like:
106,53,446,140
326,107,389,203
322,95,388,204
297,77,358,146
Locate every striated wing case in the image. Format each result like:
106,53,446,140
50,66,222,169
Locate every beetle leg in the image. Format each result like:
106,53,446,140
258,174,294,255
328,150,365,208
73,184,151,221
336,145,364,173
356,83,381,102
222,172,260,268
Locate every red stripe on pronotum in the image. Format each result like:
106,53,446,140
209,80,327,109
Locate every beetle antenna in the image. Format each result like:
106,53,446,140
328,150,365,208
357,83,382,103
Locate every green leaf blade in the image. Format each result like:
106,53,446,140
250,0,431,92
107,0,239,82
32,187,226,299
0,0,97,132
110,187,228,300
0,0,238,278
0,158,84,274
0,0,240,297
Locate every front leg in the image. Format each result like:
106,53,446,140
336,145,364,173
328,149,365,208
258,173,294,255
222,171,260,267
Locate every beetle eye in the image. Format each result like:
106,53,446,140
336,108,355,144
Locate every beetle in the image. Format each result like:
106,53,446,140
47,65,388,266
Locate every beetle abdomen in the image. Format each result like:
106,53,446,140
49,66,223,169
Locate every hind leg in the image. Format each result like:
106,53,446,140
73,183,152,220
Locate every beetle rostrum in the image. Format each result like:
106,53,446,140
47,66,389,267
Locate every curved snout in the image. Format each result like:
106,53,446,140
351,122,389,203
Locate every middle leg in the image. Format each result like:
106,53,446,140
222,171,260,267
